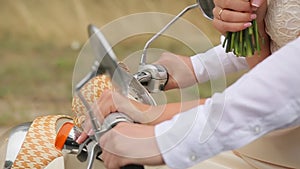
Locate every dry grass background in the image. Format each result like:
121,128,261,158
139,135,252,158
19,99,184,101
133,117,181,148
0,0,222,127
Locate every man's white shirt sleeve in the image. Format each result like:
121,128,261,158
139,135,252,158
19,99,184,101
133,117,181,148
155,37,300,169
190,43,249,83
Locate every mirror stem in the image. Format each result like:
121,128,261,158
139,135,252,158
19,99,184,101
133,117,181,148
140,3,198,66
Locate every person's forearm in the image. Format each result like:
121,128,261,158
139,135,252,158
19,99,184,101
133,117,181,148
192,33,269,84
158,40,259,90
191,44,249,83
143,99,206,125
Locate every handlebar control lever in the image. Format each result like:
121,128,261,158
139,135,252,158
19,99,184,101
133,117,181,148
134,64,168,93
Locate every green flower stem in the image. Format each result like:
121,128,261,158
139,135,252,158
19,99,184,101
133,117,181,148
253,20,260,53
223,19,261,57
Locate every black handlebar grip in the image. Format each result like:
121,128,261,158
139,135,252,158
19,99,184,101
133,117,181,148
121,164,144,169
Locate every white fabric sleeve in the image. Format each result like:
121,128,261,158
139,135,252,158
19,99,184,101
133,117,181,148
155,37,300,169
190,44,249,83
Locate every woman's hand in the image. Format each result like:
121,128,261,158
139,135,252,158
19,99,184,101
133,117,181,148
99,122,164,169
213,0,270,67
212,0,266,35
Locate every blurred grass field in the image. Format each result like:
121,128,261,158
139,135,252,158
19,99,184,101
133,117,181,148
0,0,226,127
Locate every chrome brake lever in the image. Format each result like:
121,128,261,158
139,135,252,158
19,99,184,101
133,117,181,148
86,140,102,169
76,112,133,168
76,137,101,169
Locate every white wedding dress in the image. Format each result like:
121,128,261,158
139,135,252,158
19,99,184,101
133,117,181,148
265,0,300,53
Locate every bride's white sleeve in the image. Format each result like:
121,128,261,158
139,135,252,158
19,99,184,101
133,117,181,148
190,43,249,83
155,37,300,169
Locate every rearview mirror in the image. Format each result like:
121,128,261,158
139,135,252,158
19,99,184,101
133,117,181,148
197,0,215,20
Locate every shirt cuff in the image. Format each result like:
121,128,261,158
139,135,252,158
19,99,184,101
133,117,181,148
190,44,248,83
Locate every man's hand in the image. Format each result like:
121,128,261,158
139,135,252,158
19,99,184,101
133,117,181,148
154,52,197,90
100,122,164,169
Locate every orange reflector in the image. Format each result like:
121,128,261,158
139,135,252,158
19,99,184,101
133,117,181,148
55,122,74,150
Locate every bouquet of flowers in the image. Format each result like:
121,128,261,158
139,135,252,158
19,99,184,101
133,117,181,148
222,19,260,57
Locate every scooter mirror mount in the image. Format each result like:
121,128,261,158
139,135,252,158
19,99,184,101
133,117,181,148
136,0,214,93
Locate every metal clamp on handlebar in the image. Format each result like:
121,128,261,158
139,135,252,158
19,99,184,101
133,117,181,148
134,64,168,93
